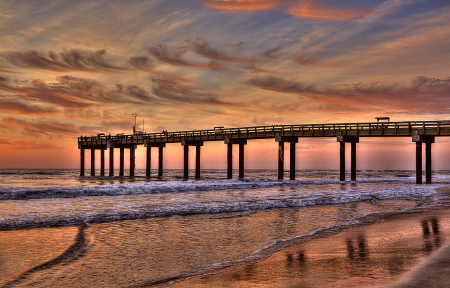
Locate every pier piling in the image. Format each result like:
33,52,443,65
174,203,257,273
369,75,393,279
119,148,124,177
340,142,345,181
227,143,232,179
91,149,95,176
146,146,151,177
100,149,105,176
80,148,85,176
130,146,135,177
278,141,284,180
196,145,201,180
225,139,247,179
109,145,114,176
158,146,163,177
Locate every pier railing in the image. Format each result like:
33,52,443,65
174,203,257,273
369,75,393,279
78,120,450,146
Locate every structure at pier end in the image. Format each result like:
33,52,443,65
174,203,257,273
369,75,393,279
78,120,450,184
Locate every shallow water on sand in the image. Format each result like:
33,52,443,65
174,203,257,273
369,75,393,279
1,169,450,287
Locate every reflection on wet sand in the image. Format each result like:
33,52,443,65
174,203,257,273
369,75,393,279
172,213,450,288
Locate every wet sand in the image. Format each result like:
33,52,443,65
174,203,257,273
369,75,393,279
169,189,450,287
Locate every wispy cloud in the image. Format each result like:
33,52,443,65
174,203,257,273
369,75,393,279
0,100,58,115
3,49,128,73
0,117,78,136
246,75,450,115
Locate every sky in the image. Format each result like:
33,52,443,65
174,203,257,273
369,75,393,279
0,0,450,170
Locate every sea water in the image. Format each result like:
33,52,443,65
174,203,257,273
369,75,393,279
1,169,450,287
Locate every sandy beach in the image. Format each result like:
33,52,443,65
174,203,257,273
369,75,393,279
169,188,450,287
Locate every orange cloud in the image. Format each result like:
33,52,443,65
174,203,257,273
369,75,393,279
198,0,285,11
289,0,368,20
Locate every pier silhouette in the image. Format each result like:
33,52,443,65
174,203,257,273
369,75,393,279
78,119,450,183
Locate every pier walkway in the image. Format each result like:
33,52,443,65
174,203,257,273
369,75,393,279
78,120,450,184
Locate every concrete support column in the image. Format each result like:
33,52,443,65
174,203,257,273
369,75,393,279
413,135,434,184
416,142,422,184
184,145,189,180
278,141,284,180
109,147,114,176
196,145,201,180
146,146,151,177
426,142,432,184
130,146,135,177
239,143,245,179
351,142,356,181
80,148,85,176
119,147,124,177
290,142,296,180
91,149,95,176
227,143,232,179
158,146,163,177
100,149,105,176
340,142,345,181
337,136,359,182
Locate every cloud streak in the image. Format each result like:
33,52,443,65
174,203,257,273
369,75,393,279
3,49,127,73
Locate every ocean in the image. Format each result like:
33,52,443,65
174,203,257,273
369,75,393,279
1,169,450,287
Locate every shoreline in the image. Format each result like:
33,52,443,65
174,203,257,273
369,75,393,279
167,188,450,287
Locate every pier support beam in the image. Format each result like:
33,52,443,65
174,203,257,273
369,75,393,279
159,146,163,177
100,149,105,176
119,148,124,177
146,146,151,177
80,148,85,176
340,142,345,181
145,142,166,178
412,135,435,184
184,145,189,179
196,145,201,180
290,141,296,180
181,140,204,180
130,145,135,177
225,139,247,179
351,142,356,181
109,146,114,176
337,136,359,181
426,142,432,184
278,141,284,180
91,149,95,176
239,143,245,179
227,143,232,179
275,136,298,180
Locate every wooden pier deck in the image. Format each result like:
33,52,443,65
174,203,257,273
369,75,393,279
78,120,450,183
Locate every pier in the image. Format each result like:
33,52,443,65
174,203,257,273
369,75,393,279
78,120,450,184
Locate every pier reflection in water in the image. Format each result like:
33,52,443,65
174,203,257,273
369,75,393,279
176,214,450,288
